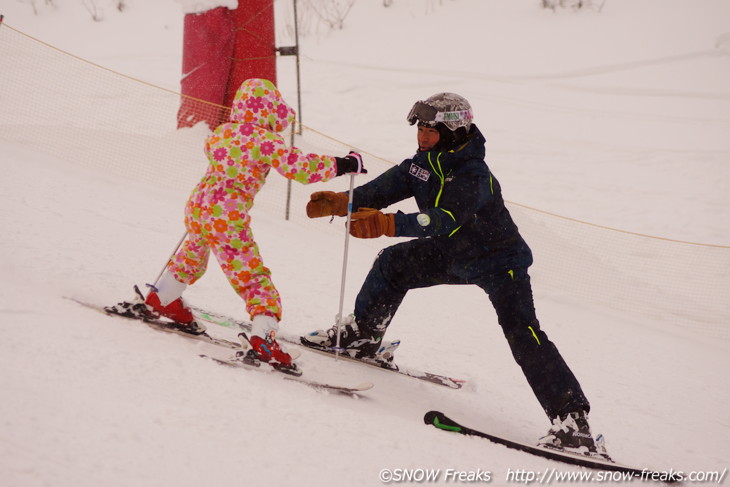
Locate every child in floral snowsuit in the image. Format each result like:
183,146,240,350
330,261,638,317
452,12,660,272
145,78,365,369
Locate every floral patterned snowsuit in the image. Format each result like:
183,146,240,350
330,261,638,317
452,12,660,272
168,78,339,320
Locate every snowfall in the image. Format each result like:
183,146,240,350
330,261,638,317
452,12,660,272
1,0,729,486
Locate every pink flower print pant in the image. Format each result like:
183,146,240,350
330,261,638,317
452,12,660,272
167,198,282,321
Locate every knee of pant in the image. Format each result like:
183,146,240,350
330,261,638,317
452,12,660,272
376,246,398,269
378,242,424,275
373,246,402,281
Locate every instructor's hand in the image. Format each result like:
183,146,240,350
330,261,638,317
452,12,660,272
350,208,395,239
306,191,349,218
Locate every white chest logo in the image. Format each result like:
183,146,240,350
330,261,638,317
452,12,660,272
409,163,430,182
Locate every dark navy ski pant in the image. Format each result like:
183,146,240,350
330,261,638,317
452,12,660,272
353,237,589,420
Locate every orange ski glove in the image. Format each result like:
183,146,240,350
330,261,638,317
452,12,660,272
349,208,395,239
306,191,349,218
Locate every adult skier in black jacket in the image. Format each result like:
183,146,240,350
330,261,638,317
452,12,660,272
304,92,605,456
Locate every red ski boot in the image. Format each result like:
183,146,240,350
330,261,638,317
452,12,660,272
242,332,300,375
145,291,206,335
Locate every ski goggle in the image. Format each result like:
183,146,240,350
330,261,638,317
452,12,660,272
407,101,473,126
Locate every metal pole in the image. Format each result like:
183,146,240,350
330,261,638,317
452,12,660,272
145,230,188,298
334,173,356,360
293,0,302,135
286,125,294,220
284,0,302,220
285,181,293,220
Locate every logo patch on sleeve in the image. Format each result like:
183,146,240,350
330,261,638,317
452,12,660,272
409,163,430,182
416,213,431,227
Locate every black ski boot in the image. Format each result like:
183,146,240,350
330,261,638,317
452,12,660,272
301,315,382,359
538,411,611,460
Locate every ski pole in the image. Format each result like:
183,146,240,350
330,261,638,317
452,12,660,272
145,230,188,298
334,173,356,361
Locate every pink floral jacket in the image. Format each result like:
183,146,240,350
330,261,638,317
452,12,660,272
187,78,338,218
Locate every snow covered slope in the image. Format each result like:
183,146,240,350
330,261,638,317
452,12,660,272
1,1,728,486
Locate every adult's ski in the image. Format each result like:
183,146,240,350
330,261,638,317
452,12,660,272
297,338,464,389
191,306,465,389
424,411,680,483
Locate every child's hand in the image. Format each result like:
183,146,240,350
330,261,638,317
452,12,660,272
335,151,367,176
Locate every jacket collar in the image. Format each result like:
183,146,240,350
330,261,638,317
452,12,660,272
414,124,485,169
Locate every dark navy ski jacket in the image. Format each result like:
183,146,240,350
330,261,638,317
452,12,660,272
351,125,532,273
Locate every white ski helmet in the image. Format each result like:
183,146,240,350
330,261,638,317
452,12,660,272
407,92,473,132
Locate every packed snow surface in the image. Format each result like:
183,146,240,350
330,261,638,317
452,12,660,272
1,1,728,486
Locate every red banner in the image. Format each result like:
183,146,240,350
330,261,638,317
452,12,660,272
177,0,276,129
